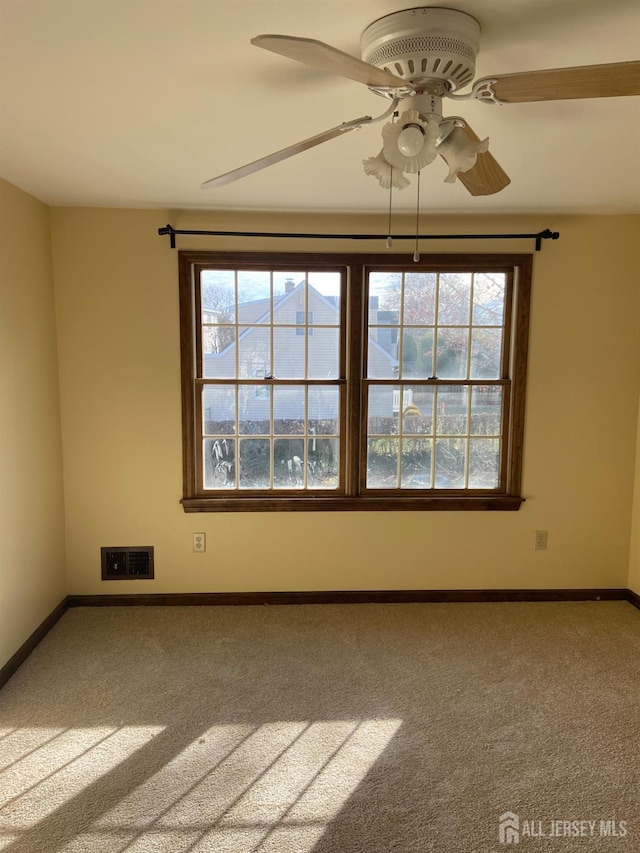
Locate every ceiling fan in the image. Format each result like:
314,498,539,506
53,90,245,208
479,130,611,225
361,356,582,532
202,6,640,197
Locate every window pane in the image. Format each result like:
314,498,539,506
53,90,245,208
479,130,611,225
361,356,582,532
273,272,305,321
367,329,399,378
437,273,471,325
203,323,235,355
403,272,436,325
238,326,271,379
369,272,401,325
201,271,235,324
435,328,469,379
401,328,434,379
469,438,500,488
203,327,236,377
366,438,399,488
310,439,339,490
471,387,502,436
204,438,235,489
203,385,235,435
274,327,305,378
470,329,502,379
368,386,398,436
274,438,305,489
308,328,339,379
239,438,270,489
435,387,468,435
308,272,341,322
237,271,270,324
309,386,339,435
473,273,505,326
367,270,401,381
435,438,466,488
274,386,305,434
401,386,434,434
238,385,270,435
401,438,433,488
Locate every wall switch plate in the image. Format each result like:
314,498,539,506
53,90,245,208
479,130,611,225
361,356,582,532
193,533,206,553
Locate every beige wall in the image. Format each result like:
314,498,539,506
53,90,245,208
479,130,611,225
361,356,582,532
49,207,640,594
0,180,66,668
1,189,636,667
628,402,640,595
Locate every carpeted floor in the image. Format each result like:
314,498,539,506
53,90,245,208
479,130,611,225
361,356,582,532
0,601,639,852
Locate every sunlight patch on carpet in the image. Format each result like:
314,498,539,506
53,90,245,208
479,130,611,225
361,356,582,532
80,718,402,852
0,726,164,831
0,727,66,775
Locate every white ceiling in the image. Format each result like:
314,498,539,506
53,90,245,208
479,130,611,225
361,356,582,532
1,0,639,214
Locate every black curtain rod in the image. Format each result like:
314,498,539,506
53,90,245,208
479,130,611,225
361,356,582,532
157,224,559,252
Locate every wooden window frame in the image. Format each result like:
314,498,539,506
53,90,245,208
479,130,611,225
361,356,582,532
179,250,532,512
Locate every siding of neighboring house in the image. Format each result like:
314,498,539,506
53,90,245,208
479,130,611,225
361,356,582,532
237,298,271,324
203,283,398,423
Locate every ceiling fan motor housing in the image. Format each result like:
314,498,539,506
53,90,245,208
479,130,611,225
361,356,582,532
361,7,480,92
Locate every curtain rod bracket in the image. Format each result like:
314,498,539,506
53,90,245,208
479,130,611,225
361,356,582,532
536,228,559,251
158,224,176,249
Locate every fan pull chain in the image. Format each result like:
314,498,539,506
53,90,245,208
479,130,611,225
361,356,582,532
387,111,399,250
386,169,393,249
413,171,421,263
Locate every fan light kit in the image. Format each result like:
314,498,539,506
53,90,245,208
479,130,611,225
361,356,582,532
202,6,640,198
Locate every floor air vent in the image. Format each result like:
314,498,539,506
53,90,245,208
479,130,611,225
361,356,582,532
101,546,154,580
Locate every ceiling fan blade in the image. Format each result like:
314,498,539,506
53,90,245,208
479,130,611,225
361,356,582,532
201,116,372,189
484,61,640,103
455,125,511,196
251,34,409,90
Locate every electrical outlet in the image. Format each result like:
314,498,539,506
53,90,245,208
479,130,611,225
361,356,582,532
534,530,548,551
193,533,206,553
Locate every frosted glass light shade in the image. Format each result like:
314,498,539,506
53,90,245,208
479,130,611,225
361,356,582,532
362,151,410,189
438,126,489,183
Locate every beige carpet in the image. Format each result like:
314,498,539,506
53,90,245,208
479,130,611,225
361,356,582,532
0,601,639,852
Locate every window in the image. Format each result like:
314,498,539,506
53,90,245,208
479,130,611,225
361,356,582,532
179,251,532,511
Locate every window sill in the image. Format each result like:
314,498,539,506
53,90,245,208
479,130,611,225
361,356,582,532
181,495,525,512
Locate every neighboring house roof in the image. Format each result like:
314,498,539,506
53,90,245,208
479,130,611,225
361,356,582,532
369,333,399,368
206,281,398,369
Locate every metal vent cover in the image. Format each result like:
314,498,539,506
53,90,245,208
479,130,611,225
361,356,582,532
361,7,480,91
101,546,155,580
